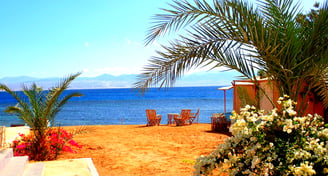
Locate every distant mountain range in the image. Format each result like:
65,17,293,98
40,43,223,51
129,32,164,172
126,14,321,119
0,71,241,90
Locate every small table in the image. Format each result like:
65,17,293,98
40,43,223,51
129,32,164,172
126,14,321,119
167,113,179,125
210,113,231,132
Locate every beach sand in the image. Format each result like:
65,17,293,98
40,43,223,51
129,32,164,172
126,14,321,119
57,124,229,176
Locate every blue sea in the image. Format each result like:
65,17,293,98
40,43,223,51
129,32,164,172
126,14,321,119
0,86,233,127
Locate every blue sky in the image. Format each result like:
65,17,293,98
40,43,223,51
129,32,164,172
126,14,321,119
0,0,324,78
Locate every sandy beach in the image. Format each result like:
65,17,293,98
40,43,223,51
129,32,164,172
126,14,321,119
56,124,229,176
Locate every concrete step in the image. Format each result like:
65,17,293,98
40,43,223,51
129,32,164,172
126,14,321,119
0,156,28,176
23,162,45,176
0,149,13,171
42,158,99,176
85,158,99,176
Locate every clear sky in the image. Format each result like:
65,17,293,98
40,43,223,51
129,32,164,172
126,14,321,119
0,0,324,78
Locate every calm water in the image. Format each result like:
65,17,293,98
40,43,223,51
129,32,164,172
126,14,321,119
0,86,233,126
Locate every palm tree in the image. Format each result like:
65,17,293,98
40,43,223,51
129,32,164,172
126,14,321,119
135,0,328,115
0,73,82,160
0,72,82,133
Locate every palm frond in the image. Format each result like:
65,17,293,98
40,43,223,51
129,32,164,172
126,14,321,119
4,106,23,116
48,92,82,123
1,73,81,129
145,0,247,45
4,105,35,127
0,84,25,107
22,83,45,121
314,69,328,108
0,84,33,119
44,72,81,119
138,0,267,91
138,0,328,116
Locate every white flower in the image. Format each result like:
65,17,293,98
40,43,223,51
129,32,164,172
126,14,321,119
293,162,316,176
242,169,252,175
286,108,297,116
247,115,257,123
194,96,328,176
318,129,328,138
244,111,251,117
253,113,258,118
271,109,278,117
285,99,293,108
229,119,248,135
261,115,274,122
294,117,307,124
251,156,261,169
256,142,261,149
283,119,294,133
250,137,257,142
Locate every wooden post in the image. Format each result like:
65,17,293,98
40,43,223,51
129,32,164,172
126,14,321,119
224,90,226,113
218,86,232,114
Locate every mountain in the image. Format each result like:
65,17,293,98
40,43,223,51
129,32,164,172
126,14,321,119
0,71,241,90
0,76,38,83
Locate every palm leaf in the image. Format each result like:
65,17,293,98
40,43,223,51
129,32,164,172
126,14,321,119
0,73,82,129
48,92,82,124
43,72,81,120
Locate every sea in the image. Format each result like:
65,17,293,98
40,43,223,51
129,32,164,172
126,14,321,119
0,86,233,127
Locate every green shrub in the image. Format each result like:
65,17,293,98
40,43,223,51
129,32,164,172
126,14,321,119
194,95,328,175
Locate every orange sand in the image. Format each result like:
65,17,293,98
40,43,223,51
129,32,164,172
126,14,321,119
58,124,229,176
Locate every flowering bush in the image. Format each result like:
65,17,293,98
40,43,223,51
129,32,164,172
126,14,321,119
194,95,328,175
13,129,82,161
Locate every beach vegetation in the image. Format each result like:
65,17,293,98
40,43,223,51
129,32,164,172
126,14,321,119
136,0,328,115
183,159,196,165
194,96,328,175
13,128,82,161
0,72,82,129
0,72,82,161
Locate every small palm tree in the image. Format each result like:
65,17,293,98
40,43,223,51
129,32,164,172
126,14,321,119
135,0,328,115
0,73,82,133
